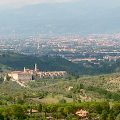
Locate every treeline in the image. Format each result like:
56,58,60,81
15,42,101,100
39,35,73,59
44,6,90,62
86,86,120,101
71,83,120,101
0,101,120,120
1,52,120,75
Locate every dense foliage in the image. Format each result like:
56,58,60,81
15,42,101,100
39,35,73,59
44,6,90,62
1,52,120,75
0,101,120,120
0,73,120,119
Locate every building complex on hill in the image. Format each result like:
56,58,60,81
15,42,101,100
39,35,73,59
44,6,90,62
8,64,67,83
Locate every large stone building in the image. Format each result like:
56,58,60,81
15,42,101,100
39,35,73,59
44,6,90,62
8,71,33,82
8,64,67,82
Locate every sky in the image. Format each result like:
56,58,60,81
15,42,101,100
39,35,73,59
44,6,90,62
0,0,119,11
0,0,79,8
0,0,120,35
0,0,120,9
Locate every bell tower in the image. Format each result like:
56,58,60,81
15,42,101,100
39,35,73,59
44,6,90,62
24,67,26,72
35,64,37,72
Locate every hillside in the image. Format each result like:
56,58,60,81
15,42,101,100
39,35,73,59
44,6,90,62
0,72,120,119
0,73,120,103
27,73,120,102
1,52,120,75
0,52,80,74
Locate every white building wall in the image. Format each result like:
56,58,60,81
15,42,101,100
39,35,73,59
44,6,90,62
9,73,19,81
18,74,32,81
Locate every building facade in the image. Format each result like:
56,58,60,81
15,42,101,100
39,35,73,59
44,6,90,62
8,64,67,82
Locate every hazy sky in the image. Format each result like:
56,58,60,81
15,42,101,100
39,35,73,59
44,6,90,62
0,0,120,34
0,0,120,9
0,0,79,8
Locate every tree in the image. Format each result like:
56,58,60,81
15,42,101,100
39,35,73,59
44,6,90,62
0,77,4,84
42,105,47,117
6,74,11,81
0,109,4,120
57,107,64,117
100,110,108,120
38,104,42,112
115,113,120,120
107,112,115,120
59,99,67,104
112,103,120,116
12,105,26,119
0,114,4,120
66,113,77,120
100,102,110,113
63,107,70,116
2,107,13,120
89,102,102,114
16,98,25,104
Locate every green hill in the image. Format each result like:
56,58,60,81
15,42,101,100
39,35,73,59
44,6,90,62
27,73,120,102
0,72,120,104
1,52,120,75
0,71,120,120
0,52,80,74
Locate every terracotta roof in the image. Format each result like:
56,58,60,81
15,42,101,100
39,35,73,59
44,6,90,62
11,71,31,75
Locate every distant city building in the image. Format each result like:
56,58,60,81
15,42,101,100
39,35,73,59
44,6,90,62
104,55,120,61
71,58,96,63
8,64,67,82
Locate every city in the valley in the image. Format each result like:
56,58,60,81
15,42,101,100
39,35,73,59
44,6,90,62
1,33,120,63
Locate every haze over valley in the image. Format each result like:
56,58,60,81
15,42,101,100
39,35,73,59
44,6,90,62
0,0,120,35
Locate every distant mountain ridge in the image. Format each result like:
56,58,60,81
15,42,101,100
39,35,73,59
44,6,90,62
0,1,120,35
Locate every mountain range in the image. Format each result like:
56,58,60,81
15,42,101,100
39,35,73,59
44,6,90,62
0,0,120,35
